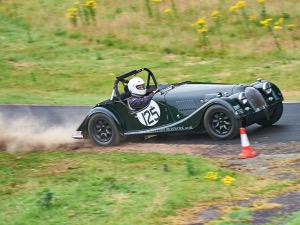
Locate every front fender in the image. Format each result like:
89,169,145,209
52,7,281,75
170,97,244,130
203,97,244,119
251,80,284,103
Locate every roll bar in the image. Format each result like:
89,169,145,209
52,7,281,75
113,68,158,100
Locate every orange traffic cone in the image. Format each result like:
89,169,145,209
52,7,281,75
239,127,257,159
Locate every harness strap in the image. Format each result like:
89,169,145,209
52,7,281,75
125,97,135,111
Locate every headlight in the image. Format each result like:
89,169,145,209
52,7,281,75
263,82,272,95
238,92,248,105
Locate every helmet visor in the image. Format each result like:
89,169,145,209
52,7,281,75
136,84,145,90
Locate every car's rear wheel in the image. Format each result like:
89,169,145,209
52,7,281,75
256,102,283,126
88,113,121,146
204,105,242,140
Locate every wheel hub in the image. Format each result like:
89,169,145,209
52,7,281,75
212,112,231,135
95,119,112,142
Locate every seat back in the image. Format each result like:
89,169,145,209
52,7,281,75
119,85,131,100
124,85,129,93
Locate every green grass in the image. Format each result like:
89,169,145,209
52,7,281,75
284,211,300,225
0,151,253,225
0,0,300,105
0,150,298,225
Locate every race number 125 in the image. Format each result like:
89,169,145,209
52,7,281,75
141,106,159,126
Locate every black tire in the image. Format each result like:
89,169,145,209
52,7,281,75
88,113,121,146
256,102,283,126
204,105,242,140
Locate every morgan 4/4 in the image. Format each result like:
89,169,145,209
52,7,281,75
72,68,284,146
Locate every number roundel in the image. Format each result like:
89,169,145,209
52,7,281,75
136,100,161,126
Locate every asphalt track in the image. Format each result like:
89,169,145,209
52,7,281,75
0,103,299,145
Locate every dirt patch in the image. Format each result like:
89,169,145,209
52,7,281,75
8,61,34,67
72,141,215,155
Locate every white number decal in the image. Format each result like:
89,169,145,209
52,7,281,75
137,100,161,126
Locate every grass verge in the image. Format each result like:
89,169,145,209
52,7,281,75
0,150,295,225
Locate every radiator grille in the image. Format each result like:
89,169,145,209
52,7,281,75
245,87,266,112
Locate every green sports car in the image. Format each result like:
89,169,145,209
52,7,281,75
72,68,284,146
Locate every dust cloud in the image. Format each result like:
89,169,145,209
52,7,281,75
0,113,91,153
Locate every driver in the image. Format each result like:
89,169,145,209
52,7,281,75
127,77,159,110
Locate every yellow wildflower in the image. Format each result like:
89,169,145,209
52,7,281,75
68,8,77,12
67,8,77,16
74,1,80,4
229,6,238,12
273,26,282,30
196,17,206,25
211,10,220,19
197,27,208,33
152,0,161,2
260,18,272,27
287,24,295,30
164,8,172,13
67,8,78,20
191,18,206,27
275,17,284,25
86,0,96,8
258,0,265,3
221,175,235,186
204,172,218,180
236,1,246,8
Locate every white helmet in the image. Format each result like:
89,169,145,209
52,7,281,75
128,77,146,96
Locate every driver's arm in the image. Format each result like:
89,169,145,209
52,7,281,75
128,92,155,110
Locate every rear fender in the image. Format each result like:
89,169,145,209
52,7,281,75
74,107,123,139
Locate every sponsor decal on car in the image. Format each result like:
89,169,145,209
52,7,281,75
135,125,194,134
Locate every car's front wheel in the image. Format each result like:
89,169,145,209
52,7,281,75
256,102,283,126
204,105,242,140
88,113,121,146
